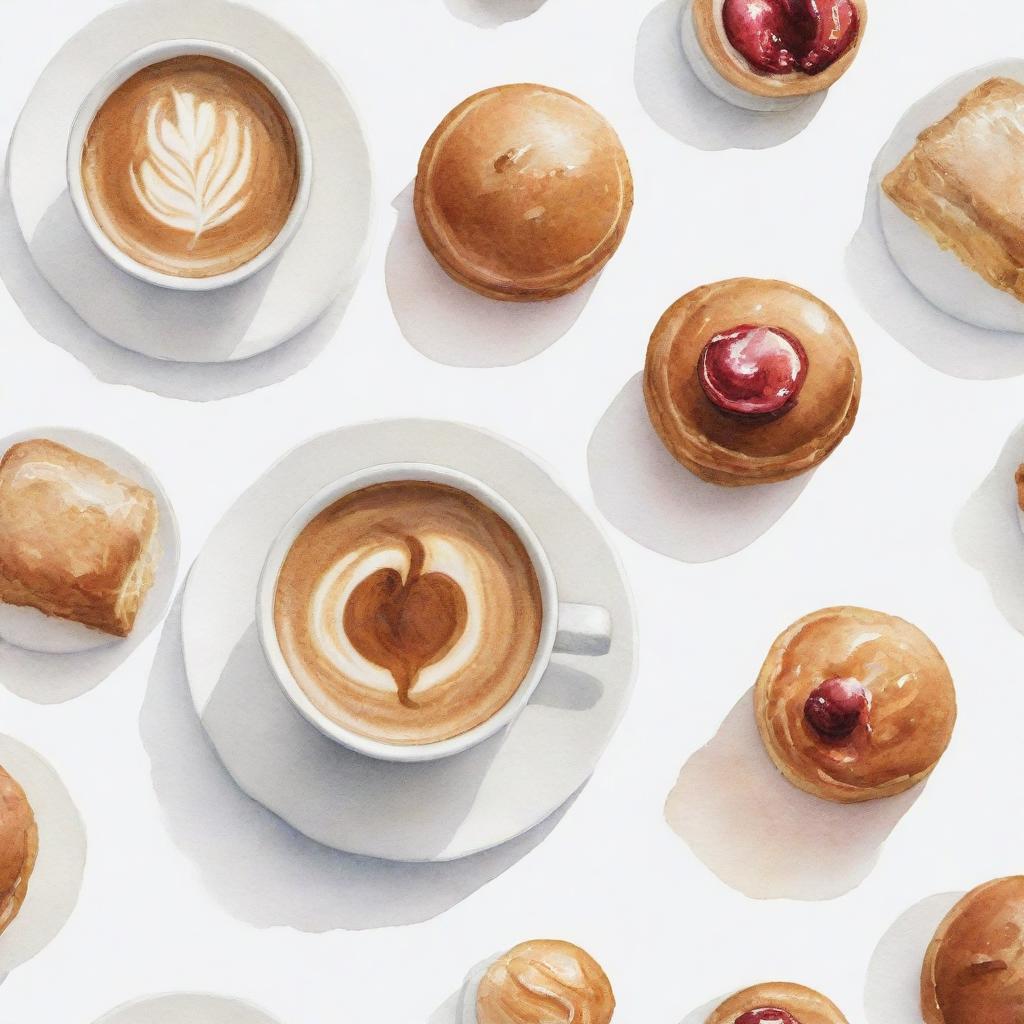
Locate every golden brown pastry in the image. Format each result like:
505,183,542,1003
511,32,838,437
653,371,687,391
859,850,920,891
705,982,849,1024
0,439,160,637
644,279,861,486
755,606,956,803
414,84,633,301
0,765,37,937
921,877,1024,1024
884,78,1024,303
476,939,615,1024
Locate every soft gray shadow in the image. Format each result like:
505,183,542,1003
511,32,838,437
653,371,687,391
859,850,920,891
588,375,811,562
679,994,727,1024
634,0,825,152
0,182,352,400
0,638,145,704
865,892,960,1024
140,595,572,931
384,183,596,368
428,988,464,1024
531,663,603,711
955,423,1024,633
665,691,922,901
847,159,1024,380
442,0,546,26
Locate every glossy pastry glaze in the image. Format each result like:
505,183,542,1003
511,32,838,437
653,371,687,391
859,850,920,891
0,765,37,937
476,940,615,1024
706,982,849,1024
274,481,543,745
755,607,956,803
0,439,160,636
644,279,860,486
922,877,1024,1024
1016,463,1024,510
414,84,633,301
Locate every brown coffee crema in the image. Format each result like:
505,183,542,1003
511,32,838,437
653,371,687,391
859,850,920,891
81,55,300,278
274,481,544,746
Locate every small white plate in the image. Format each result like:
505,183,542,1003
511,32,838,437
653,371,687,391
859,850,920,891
878,60,1024,333
94,993,284,1024
0,427,179,655
181,419,637,862
0,735,87,979
6,0,373,363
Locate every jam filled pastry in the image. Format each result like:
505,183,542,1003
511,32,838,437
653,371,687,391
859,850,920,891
643,278,861,486
922,877,1024,1024
755,607,956,803
414,84,633,301
475,939,615,1024
0,764,37,937
884,78,1024,304
705,982,850,1024
0,439,160,637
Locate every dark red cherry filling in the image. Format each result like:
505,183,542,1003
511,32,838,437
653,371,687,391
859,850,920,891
722,0,859,77
736,1010,801,1024
698,325,808,418
804,676,869,740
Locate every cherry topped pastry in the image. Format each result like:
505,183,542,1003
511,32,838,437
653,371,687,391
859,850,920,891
755,607,956,803
706,982,849,1024
644,279,860,486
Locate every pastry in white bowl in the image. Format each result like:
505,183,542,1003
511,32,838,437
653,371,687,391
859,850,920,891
705,982,849,1024
0,764,37,937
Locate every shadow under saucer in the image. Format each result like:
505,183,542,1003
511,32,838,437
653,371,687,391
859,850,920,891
384,183,596,368
588,374,811,562
664,691,922,901
442,0,546,26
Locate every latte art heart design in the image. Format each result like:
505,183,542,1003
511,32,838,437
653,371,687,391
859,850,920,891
342,536,469,706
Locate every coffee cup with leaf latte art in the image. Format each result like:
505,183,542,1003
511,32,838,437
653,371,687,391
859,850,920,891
67,40,311,290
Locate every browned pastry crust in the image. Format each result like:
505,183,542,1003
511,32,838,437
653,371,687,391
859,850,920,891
0,765,37,937
755,606,956,804
883,78,1024,303
1016,463,1024,511
643,279,861,486
691,0,868,100
414,84,633,302
706,982,849,1024
922,877,1024,1024
0,439,160,637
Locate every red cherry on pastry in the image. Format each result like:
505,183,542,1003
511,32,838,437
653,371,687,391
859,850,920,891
799,0,860,74
698,325,808,417
736,1010,801,1024
804,676,869,740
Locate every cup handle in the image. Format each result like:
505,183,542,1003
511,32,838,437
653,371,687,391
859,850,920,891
553,603,612,657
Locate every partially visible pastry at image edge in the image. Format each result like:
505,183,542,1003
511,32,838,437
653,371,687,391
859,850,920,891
414,83,633,301
922,877,1024,1024
475,939,615,1024
706,982,849,1024
0,439,160,637
883,77,1024,303
755,606,956,803
643,278,861,486
0,764,37,937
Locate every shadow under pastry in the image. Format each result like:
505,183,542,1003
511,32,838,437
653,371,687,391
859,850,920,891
441,0,547,27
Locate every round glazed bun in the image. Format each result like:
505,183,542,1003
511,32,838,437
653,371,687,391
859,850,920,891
755,607,956,803
922,877,1024,1024
706,982,849,1024
476,939,615,1024
0,764,37,936
414,84,633,301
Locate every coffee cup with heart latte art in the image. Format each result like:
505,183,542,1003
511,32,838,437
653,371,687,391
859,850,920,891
67,40,311,290
257,464,613,762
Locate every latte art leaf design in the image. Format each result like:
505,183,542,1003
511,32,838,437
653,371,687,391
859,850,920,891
130,89,254,241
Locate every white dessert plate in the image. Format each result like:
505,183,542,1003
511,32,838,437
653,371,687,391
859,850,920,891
181,419,637,862
93,993,283,1024
0,734,87,979
0,427,180,655
878,60,1024,333
5,0,373,363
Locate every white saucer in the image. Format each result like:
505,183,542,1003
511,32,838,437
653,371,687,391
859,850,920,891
181,420,637,862
0,427,179,655
0,735,87,979
94,993,283,1024
456,956,496,1024
6,0,373,363
878,60,1024,333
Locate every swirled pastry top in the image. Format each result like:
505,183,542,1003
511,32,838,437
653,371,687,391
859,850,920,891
755,607,956,802
644,279,860,485
414,84,633,300
0,765,37,937
705,982,849,1024
476,940,615,1024
922,877,1024,1024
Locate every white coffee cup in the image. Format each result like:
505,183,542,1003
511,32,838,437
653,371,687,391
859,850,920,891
66,38,312,292
256,463,612,763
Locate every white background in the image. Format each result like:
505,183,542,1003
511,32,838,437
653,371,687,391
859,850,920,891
2,1,1024,1021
